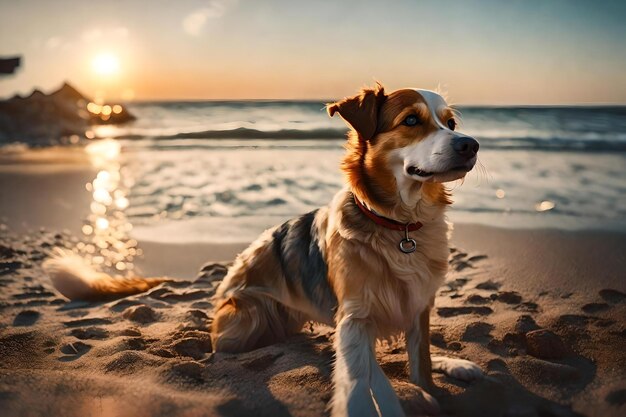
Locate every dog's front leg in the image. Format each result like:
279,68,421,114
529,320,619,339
406,307,440,413
406,307,434,389
332,315,405,417
408,307,482,384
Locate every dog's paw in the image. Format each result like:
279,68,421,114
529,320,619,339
432,356,483,381
398,382,441,416
414,387,440,416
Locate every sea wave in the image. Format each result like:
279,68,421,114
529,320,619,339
479,137,626,152
116,127,346,140
109,127,626,152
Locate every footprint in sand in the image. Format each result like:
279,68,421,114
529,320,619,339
466,294,492,305
515,315,540,334
609,328,626,339
13,310,40,326
439,278,469,298
461,321,494,342
510,357,579,384
147,288,172,300
12,288,55,300
0,243,18,258
163,280,193,289
105,351,154,374
63,317,112,328
169,333,212,360
599,289,626,304
446,341,463,351
486,358,507,372
119,337,147,351
195,263,229,288
118,327,142,337
606,389,626,407
58,341,91,361
184,309,212,331
437,306,493,317
241,352,285,372
187,309,209,320
557,314,615,328
159,290,210,303
514,302,539,313
467,255,488,263
190,301,212,309
57,300,97,311
476,280,501,291
581,302,611,314
430,331,464,351
449,252,488,271
123,305,158,324
430,331,447,348
556,314,590,327
0,260,24,274
109,298,143,312
495,291,523,304
69,327,109,340
150,348,176,358
168,361,205,383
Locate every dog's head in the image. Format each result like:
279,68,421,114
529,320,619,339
328,83,478,208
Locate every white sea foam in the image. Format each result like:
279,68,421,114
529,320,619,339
112,139,626,243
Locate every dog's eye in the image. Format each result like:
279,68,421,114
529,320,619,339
403,115,419,126
447,119,456,130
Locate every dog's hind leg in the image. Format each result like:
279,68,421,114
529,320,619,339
211,294,260,353
212,291,304,353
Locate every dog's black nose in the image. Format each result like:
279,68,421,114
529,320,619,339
452,137,479,158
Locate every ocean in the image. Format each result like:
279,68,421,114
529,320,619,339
79,101,626,244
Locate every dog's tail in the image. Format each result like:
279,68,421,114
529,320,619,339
42,249,170,301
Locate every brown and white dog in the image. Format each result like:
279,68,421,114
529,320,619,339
44,84,482,417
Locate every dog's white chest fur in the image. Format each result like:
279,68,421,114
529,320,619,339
362,229,447,333
326,190,450,335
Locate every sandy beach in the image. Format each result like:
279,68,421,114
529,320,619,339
0,151,625,417
2,0,626,415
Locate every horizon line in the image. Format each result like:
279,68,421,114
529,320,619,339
3,83,626,107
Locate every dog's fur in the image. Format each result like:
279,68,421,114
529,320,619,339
44,84,482,417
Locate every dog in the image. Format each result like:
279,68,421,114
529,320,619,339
44,83,482,417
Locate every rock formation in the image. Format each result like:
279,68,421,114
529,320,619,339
0,82,135,145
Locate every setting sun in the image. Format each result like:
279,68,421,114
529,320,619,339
92,53,120,76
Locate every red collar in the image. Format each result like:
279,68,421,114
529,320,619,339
353,195,423,232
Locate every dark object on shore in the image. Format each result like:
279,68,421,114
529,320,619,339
0,57,21,75
0,82,135,145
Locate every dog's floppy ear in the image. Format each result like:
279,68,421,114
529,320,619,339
327,83,386,141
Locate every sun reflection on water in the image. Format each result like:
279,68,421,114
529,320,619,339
77,139,139,273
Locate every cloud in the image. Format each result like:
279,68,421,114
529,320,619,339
43,36,74,51
45,37,63,49
183,0,236,36
82,27,129,43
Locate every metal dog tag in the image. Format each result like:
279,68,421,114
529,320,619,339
399,224,417,253
399,238,417,254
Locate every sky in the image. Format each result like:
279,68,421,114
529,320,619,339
0,0,625,104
